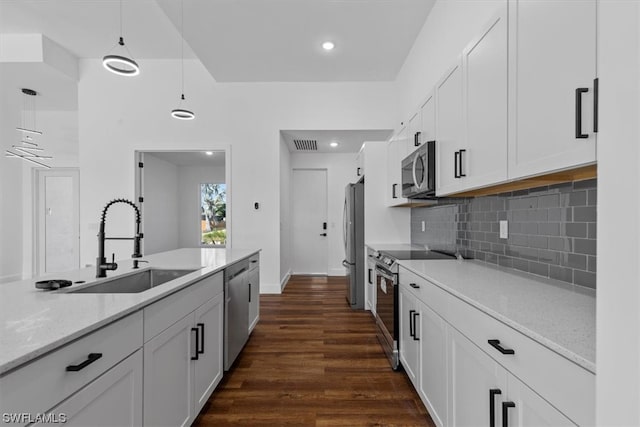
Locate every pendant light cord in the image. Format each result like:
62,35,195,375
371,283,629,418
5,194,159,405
181,0,185,98
119,0,123,39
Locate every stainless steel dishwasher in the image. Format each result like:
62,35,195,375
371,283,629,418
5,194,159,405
224,259,250,370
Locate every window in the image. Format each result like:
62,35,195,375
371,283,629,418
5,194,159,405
200,183,226,246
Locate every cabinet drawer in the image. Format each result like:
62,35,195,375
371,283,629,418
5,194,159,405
447,295,594,426
0,311,142,419
144,272,223,341
248,253,260,272
399,267,450,320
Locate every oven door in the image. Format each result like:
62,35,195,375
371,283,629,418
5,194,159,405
375,265,399,369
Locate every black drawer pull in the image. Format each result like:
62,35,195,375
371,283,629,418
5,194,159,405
392,183,398,199
488,339,515,355
575,87,589,139
197,323,205,354
459,149,466,177
454,151,460,178
409,310,415,338
357,167,361,176
412,312,420,341
490,389,502,427
409,282,420,289
66,353,102,372
249,282,252,302
593,78,599,133
415,131,421,147
191,327,199,360
368,268,373,285
502,401,515,427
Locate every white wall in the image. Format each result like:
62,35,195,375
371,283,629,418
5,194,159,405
596,1,640,424
279,135,292,289
78,58,397,293
177,164,225,248
143,153,179,255
290,151,359,276
396,0,504,123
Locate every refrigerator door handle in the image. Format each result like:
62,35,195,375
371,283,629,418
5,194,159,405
342,259,350,268
342,198,347,254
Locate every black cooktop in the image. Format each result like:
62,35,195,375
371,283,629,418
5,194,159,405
379,250,457,260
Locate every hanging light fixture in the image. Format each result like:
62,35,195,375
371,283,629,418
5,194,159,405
102,0,140,76
6,88,52,168
171,0,195,120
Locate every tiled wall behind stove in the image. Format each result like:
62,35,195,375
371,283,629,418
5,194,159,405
411,179,597,288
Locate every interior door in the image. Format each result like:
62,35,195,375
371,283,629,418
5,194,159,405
291,169,328,275
36,168,80,275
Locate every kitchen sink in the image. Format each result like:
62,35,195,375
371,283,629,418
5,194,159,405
66,268,199,294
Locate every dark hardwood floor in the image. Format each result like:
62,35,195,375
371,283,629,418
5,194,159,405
194,275,435,426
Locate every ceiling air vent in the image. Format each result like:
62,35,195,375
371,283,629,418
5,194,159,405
293,139,318,151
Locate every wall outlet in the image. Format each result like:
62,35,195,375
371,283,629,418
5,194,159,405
499,220,508,239
421,221,425,232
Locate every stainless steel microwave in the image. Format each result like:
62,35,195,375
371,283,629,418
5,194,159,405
401,140,436,198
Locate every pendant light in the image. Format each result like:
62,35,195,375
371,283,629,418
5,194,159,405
6,88,52,168
171,0,195,120
102,0,140,76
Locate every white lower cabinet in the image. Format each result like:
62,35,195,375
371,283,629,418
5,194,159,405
418,303,448,427
248,254,260,333
399,286,420,386
40,350,143,427
144,292,224,427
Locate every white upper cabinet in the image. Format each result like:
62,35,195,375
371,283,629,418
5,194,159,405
435,60,464,195
460,4,509,192
508,0,597,179
420,92,436,146
386,127,411,207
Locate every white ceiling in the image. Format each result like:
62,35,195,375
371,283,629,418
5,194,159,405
145,150,226,167
1,0,434,83
281,129,392,153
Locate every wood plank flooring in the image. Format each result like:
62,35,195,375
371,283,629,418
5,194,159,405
194,275,435,426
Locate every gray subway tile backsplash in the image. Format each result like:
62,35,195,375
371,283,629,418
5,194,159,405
411,179,597,288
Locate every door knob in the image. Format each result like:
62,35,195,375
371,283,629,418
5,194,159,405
320,233,327,236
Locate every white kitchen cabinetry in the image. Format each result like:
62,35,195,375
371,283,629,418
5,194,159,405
386,127,411,207
356,145,365,178
143,272,224,427
420,92,436,146
398,265,593,426
41,350,143,427
366,248,376,314
459,5,509,193
435,60,464,196
248,254,260,333
508,0,597,179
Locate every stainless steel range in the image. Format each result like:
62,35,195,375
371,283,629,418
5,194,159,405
371,249,457,370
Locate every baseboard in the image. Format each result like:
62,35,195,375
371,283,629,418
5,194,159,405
0,273,22,284
329,267,347,276
280,269,291,292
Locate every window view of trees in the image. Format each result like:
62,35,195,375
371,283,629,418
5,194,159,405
201,183,226,246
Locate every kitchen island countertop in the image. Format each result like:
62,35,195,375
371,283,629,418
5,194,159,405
0,248,259,375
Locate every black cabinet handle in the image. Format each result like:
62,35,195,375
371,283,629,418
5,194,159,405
454,151,460,178
575,87,589,139
357,167,361,176
412,312,420,341
197,323,205,355
249,283,252,302
488,339,515,355
191,327,199,360
392,183,398,199
66,353,103,372
368,268,373,285
415,131,421,147
593,78,599,133
490,389,502,427
502,401,515,427
459,149,466,177
409,310,415,338
409,282,420,289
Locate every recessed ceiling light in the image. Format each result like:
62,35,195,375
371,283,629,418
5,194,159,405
322,41,335,51
330,142,339,147
205,151,213,156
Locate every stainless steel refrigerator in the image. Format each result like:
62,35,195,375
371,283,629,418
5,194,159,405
342,180,364,309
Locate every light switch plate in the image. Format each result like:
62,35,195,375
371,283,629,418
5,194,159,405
499,220,508,239
421,221,425,232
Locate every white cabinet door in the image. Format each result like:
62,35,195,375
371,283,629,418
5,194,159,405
356,146,365,178
449,327,507,427
248,266,260,333
144,314,195,427
508,0,597,179
193,293,224,413
435,60,464,196
504,374,575,427
40,350,143,427
462,5,509,191
398,286,420,387
418,303,448,427
407,111,421,152
420,92,436,145
386,128,410,206
366,258,376,314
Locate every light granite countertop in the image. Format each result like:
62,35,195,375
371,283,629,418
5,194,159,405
0,247,259,375
398,259,595,373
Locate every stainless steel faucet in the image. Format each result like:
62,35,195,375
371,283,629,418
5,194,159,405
96,198,143,278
